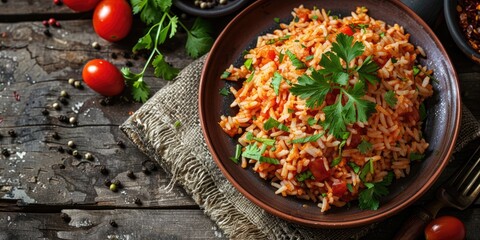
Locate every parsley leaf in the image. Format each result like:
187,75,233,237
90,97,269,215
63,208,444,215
296,170,315,182
409,152,425,161
219,87,230,96
244,58,253,70
242,144,279,164
356,55,379,84
246,70,255,83
285,50,307,69
359,159,373,182
358,140,373,154
152,54,179,80
263,117,290,132
273,17,280,23
384,90,397,108
220,71,231,79
290,70,331,108
271,72,283,95
131,77,150,103
230,144,242,163
358,171,394,210
419,103,427,121
348,161,360,173
413,65,420,76
186,17,214,58
307,117,318,126
290,132,324,144
331,33,364,66
342,81,376,124
318,51,349,86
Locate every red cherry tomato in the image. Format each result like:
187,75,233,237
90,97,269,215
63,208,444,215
424,216,466,240
308,157,331,182
93,0,132,42
339,25,354,36
82,59,125,96
63,0,100,12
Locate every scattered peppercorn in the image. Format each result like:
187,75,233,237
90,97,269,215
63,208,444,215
1,149,10,157
116,140,125,149
134,197,142,205
141,166,150,175
58,96,68,105
60,90,68,98
68,78,75,85
42,108,49,116
59,164,66,169
74,81,82,89
60,212,71,223
99,98,107,106
72,150,80,158
104,178,111,187
43,29,52,37
7,130,16,137
126,170,135,179
58,115,68,123
125,61,133,67
109,220,118,227
57,146,64,153
112,179,121,187
111,52,117,59
109,183,118,192
66,149,73,155
92,42,101,50
69,117,76,124
52,102,60,110
100,165,108,175
67,140,75,148
144,161,157,172
52,132,60,140
85,152,93,160
123,52,131,59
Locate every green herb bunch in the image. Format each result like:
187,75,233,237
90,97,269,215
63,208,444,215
122,0,213,102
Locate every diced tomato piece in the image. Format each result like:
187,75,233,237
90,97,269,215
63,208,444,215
308,157,331,182
400,108,420,125
331,180,347,197
339,25,354,36
267,49,276,61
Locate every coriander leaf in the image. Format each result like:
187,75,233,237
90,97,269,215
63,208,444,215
409,152,425,161
331,33,364,65
290,70,331,108
168,15,178,38
307,117,317,126
290,132,324,144
347,183,354,192
384,90,397,108
154,0,172,12
245,132,254,140
220,71,231,79
174,120,181,129
263,117,290,132
419,103,427,121
379,32,385,38
359,159,372,182
358,171,394,210
331,156,342,167
131,0,148,15
318,52,349,86
186,18,214,58
259,156,280,164
132,79,150,102
322,99,346,138
356,55,379,84
242,144,279,164
342,81,376,124
296,170,315,182
219,87,230,96
271,72,283,95
152,54,179,80
348,161,360,173
286,50,307,69
139,0,163,25
133,33,153,52
358,140,373,154
305,55,314,61
413,65,420,76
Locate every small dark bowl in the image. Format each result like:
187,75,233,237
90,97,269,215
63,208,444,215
445,0,480,64
200,0,461,228
173,0,250,18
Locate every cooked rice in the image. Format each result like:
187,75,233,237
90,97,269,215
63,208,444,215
219,6,433,212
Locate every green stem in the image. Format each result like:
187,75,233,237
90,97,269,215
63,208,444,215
139,13,168,76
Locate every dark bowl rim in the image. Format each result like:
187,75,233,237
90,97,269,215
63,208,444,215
173,0,250,18
444,0,480,63
199,0,461,228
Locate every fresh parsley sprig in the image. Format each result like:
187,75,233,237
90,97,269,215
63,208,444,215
358,171,394,210
290,33,378,139
122,0,213,102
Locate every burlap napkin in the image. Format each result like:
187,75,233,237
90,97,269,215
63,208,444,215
120,55,480,239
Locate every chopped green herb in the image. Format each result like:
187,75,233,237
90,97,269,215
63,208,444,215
359,159,373,181
312,15,318,20
290,132,324,144
305,55,314,61
391,57,397,63
347,161,360,174
294,16,299,22
219,87,230,96
245,132,254,140
301,44,307,48
278,51,285,63
307,117,317,126
246,70,255,83
413,65,420,76
263,117,290,132
253,137,275,146
379,32,385,38
288,109,294,113
285,50,307,69
273,17,280,23
409,152,425,161
271,72,283,95
296,170,315,182
419,103,426,121
384,90,398,108
358,140,373,154
220,71,231,79
242,144,280,164
230,144,242,163
244,58,253,70
358,171,394,210
331,157,342,167
347,183,354,192
242,50,249,56
174,120,181,129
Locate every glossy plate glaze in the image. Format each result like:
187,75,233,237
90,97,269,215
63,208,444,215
199,0,461,228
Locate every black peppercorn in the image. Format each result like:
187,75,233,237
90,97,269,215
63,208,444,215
111,179,121,187
100,165,108,175
58,115,68,123
104,178,111,187
52,132,60,140
134,197,142,205
123,52,130,59
116,140,125,149
144,161,157,172
72,150,81,159
7,130,16,137
60,212,71,223
109,220,118,227
99,98,107,106
141,166,150,175
126,170,135,179
111,52,117,59
42,109,49,115
66,149,73,155
1,149,10,157
59,164,65,169
58,96,68,105
125,61,133,67
57,146,64,153
43,29,52,37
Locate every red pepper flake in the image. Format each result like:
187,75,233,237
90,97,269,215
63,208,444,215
13,91,20,101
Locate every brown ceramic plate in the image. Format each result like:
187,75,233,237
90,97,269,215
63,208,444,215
199,0,461,228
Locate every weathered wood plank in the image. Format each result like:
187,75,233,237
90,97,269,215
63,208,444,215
0,20,197,208
0,209,226,239
0,0,89,21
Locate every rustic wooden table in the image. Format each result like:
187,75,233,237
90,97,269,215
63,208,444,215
0,1,478,239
